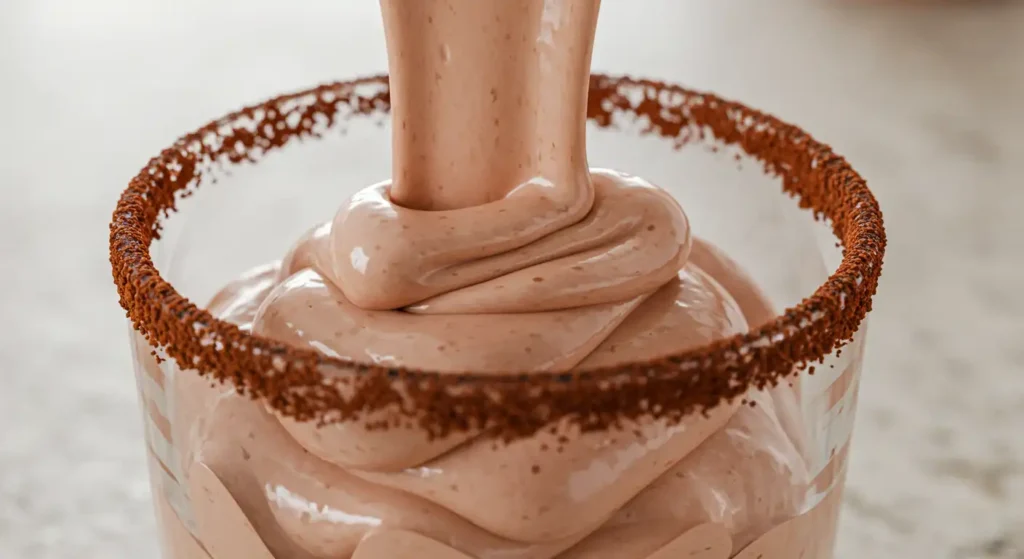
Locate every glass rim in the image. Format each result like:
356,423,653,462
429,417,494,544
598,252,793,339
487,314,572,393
109,74,885,440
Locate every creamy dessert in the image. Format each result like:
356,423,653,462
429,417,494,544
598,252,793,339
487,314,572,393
126,1,866,558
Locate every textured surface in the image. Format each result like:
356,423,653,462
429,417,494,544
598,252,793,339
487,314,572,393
1,0,1022,558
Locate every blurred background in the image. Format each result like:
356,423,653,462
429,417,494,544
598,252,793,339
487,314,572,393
0,0,1022,557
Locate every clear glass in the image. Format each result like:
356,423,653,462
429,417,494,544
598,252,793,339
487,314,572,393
128,83,866,559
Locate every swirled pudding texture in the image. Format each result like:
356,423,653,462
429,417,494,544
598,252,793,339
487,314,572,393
166,0,817,557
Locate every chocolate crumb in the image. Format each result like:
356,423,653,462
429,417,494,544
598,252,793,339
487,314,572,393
110,74,884,442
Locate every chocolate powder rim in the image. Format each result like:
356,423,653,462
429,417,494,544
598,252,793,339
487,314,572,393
110,74,885,439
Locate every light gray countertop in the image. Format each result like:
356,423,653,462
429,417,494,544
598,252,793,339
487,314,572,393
1,1,1022,557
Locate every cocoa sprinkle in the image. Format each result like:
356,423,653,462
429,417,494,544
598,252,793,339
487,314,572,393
109,74,885,441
